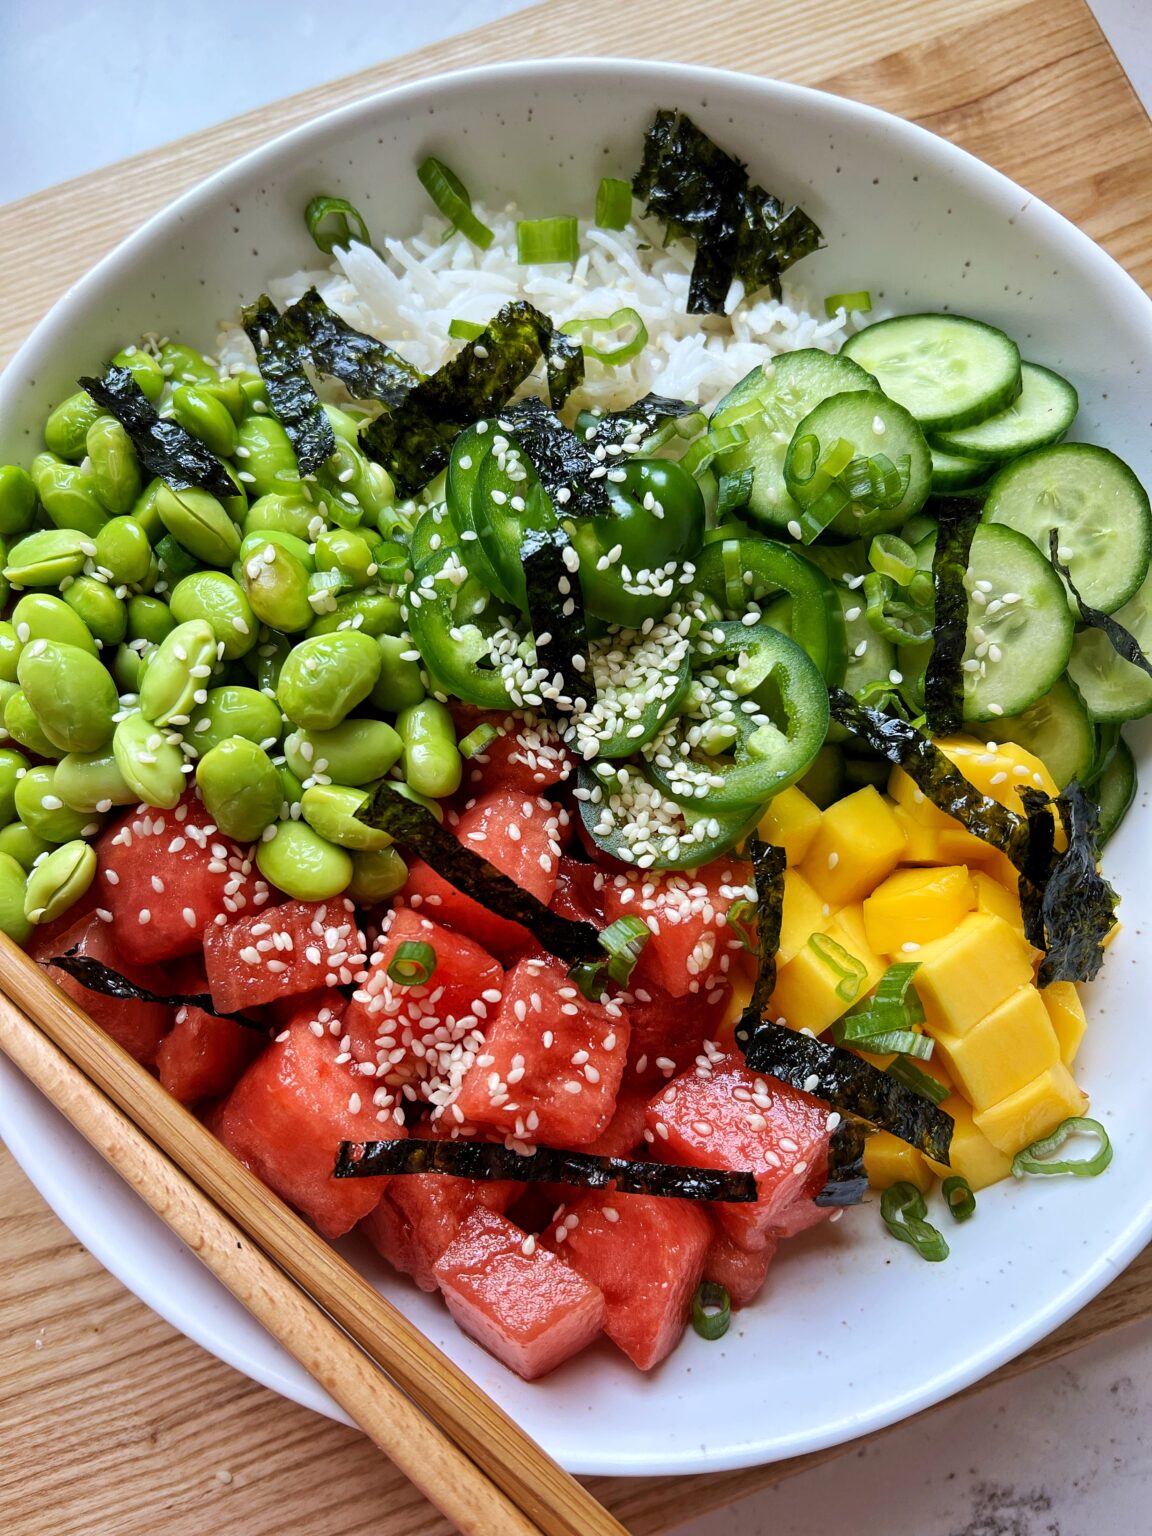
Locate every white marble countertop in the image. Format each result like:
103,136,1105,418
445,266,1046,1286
2,4,1149,1533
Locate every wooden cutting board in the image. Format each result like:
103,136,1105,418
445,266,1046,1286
1,1,1151,1532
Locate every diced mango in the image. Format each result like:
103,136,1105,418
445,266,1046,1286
1041,981,1087,1065
973,1062,1088,1156
890,803,949,864
927,1095,1014,1189
971,870,1025,933
769,906,886,1035
721,964,755,1032
798,786,906,906
888,766,956,829
864,1130,934,1193
862,865,975,953
758,786,822,866
931,985,1060,1109
911,913,1035,1037
937,736,1059,805
778,868,831,965
969,846,1022,890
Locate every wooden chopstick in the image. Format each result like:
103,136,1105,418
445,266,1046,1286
0,993,541,1536
0,937,630,1536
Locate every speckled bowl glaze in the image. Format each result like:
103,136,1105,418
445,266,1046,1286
1,59,1150,1477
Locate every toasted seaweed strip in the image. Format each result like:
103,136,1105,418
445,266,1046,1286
241,295,336,474
360,781,601,964
544,327,585,408
49,951,265,1031
828,689,1037,874
79,367,236,499
1049,529,1152,681
360,301,584,495
741,1020,954,1163
501,398,609,516
333,1137,758,1202
586,391,697,451
520,525,596,711
732,837,786,1047
632,110,823,314
280,287,424,407
814,1115,872,1208
925,497,981,734
1017,782,1119,986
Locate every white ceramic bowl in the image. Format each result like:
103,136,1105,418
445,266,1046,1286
1,58,1150,1477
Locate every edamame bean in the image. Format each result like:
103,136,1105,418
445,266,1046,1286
5,691,62,758
277,631,381,730
17,639,120,753
184,685,282,759
370,632,426,712
12,593,99,656
155,484,241,567
112,641,148,694
24,839,97,925
397,698,461,799
307,590,403,638
307,570,344,618
86,417,142,516
138,619,218,727
111,346,165,401
315,527,376,589
196,737,282,841
236,374,270,414
324,405,361,446
347,846,408,905
301,783,393,850
127,593,176,646
172,384,239,458
277,763,304,818
5,528,96,588
14,765,99,841
56,747,137,812
129,478,167,543
359,461,395,522
170,571,256,660
62,577,128,646
256,820,352,901
200,377,247,422
0,748,26,826
94,516,153,586
243,492,322,542
112,712,188,809
237,528,315,571
159,342,218,387
44,390,104,460
0,825,55,872
236,416,299,497
0,623,19,684
239,539,315,632
249,631,291,695
284,718,403,787
30,453,108,536
0,466,37,537
0,850,31,942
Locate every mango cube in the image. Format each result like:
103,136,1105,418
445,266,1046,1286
864,1130,933,1194
971,870,1025,933
778,868,830,965
758,786,822,866
911,912,1035,1037
1041,981,1087,1065
931,985,1060,1109
798,786,906,906
889,803,948,864
862,864,974,953
973,1062,1088,1156
937,735,1059,805
927,1095,1014,1189
769,906,886,1035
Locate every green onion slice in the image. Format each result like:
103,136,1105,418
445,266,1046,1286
885,1056,950,1105
304,195,373,254
681,421,748,478
716,467,754,518
807,932,867,1003
598,914,650,986
595,176,632,230
448,318,486,342
880,1180,950,1262
386,940,438,987
869,533,919,586
1011,1116,1113,1179
417,158,494,249
559,307,648,366
824,290,873,318
517,216,579,265
691,1281,732,1341
725,897,759,955
458,723,499,760
942,1175,976,1222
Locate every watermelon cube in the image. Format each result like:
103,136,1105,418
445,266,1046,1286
602,859,752,1000
157,1005,264,1104
624,981,731,1088
546,1192,711,1370
702,1222,778,1309
42,912,172,1067
453,955,630,1146
433,1208,605,1380
363,1168,523,1292
454,710,574,794
203,897,367,1014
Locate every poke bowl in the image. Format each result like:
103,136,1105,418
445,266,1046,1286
0,58,1150,1477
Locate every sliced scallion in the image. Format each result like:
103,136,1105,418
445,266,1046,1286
869,533,919,586
416,158,494,249
880,1180,950,1262
304,195,373,254
387,940,438,987
598,914,650,987
448,318,486,342
595,176,632,230
517,216,579,265
691,1281,732,1341
681,421,748,478
716,467,754,517
458,723,499,760
885,1056,950,1105
559,307,648,366
807,932,867,1003
1011,1116,1113,1179
824,290,873,318
942,1175,976,1222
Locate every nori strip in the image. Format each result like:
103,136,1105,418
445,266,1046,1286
1017,782,1119,986
586,391,696,450
360,301,584,495
333,1137,758,1202
741,1020,953,1163
241,295,336,474
632,110,823,313
49,951,266,1031
79,367,236,499
520,525,596,712
360,781,601,965
501,397,609,517
732,836,786,1048
925,497,981,734
280,287,425,406
1049,529,1152,682
814,1115,872,1208
828,689,1037,875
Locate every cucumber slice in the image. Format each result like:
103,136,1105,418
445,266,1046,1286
931,362,1078,462
930,445,997,495
841,313,1021,431
1066,577,1152,721
709,349,877,532
982,443,1151,614
1093,735,1137,847
990,674,1096,788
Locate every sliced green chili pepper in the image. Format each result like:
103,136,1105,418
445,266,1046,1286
1011,1117,1113,1179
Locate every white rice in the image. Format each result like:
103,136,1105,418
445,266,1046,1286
217,208,848,415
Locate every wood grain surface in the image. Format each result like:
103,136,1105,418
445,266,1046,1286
2,0,1151,1532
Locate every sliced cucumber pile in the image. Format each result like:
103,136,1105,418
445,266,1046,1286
840,313,1022,431
933,361,1078,461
